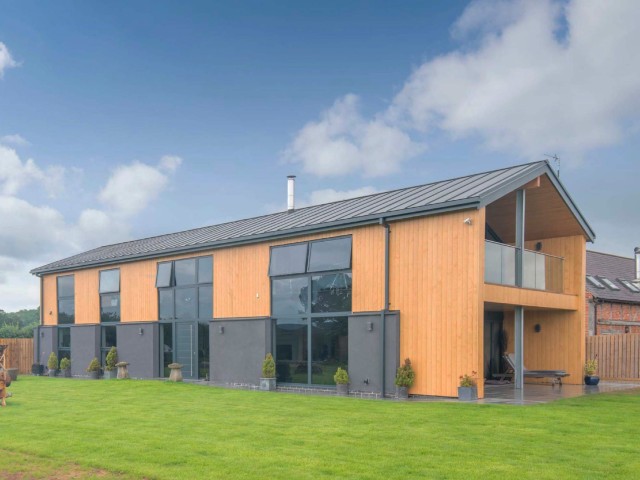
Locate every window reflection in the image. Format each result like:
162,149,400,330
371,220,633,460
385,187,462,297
271,277,309,316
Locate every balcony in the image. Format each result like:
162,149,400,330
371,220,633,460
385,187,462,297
484,240,564,293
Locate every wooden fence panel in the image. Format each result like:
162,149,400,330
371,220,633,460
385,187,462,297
0,338,34,374
587,334,640,380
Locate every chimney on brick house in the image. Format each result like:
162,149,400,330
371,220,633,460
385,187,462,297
287,175,296,213
635,247,640,283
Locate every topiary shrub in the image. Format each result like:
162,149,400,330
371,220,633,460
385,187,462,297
105,346,118,371
333,367,349,385
60,357,71,371
47,352,58,371
262,353,276,378
395,358,415,388
86,357,101,373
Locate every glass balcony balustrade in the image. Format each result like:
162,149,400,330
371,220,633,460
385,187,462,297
484,240,563,293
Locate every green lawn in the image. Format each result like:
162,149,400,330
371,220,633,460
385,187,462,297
2,377,639,479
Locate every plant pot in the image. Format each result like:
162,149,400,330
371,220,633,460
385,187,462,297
104,369,117,380
260,377,276,391
88,371,100,380
48,369,58,377
584,375,600,386
7,368,18,381
62,369,71,378
396,386,409,400
336,383,349,396
458,386,478,401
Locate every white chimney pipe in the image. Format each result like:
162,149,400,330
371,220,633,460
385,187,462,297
635,247,640,282
287,175,296,212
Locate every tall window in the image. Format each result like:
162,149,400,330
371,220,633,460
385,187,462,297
156,256,213,320
58,327,71,361
57,275,75,324
271,237,351,386
100,269,120,322
101,326,117,366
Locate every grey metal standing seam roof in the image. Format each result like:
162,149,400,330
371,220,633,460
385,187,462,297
31,160,595,275
586,251,640,304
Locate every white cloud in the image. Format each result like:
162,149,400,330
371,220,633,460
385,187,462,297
0,145,65,197
99,158,181,217
159,155,183,173
286,1,640,173
0,151,183,311
304,186,379,206
0,134,30,147
0,42,18,78
283,94,424,177
390,0,640,161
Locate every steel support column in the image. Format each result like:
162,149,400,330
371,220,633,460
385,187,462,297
514,306,524,389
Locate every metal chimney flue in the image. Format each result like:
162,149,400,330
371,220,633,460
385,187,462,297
635,247,640,282
287,175,296,212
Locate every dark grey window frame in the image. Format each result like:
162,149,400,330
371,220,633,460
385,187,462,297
57,275,75,325
99,268,121,323
58,326,71,361
156,256,213,321
268,236,352,277
271,266,352,387
100,325,117,366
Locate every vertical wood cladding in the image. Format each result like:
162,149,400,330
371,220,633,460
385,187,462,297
389,209,485,398
42,275,57,326
213,225,385,318
40,225,385,324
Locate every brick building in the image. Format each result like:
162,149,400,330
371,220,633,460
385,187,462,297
586,248,640,335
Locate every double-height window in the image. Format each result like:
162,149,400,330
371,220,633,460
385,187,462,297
100,269,120,322
156,256,213,320
270,236,352,386
57,275,75,324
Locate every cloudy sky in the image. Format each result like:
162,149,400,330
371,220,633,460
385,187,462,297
1,0,639,311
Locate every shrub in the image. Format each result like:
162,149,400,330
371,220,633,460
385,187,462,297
47,352,58,371
60,357,71,370
459,371,477,388
262,353,276,378
585,358,598,376
105,346,118,370
86,357,101,373
395,358,416,388
333,367,349,385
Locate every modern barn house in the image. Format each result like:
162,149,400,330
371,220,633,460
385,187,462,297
31,161,594,398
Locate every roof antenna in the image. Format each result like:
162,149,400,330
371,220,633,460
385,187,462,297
544,154,560,178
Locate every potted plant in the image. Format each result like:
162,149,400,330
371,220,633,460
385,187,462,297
260,353,276,391
60,357,71,378
47,352,59,377
104,346,118,379
86,357,101,379
334,367,349,396
395,358,415,400
458,371,478,401
584,358,600,386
